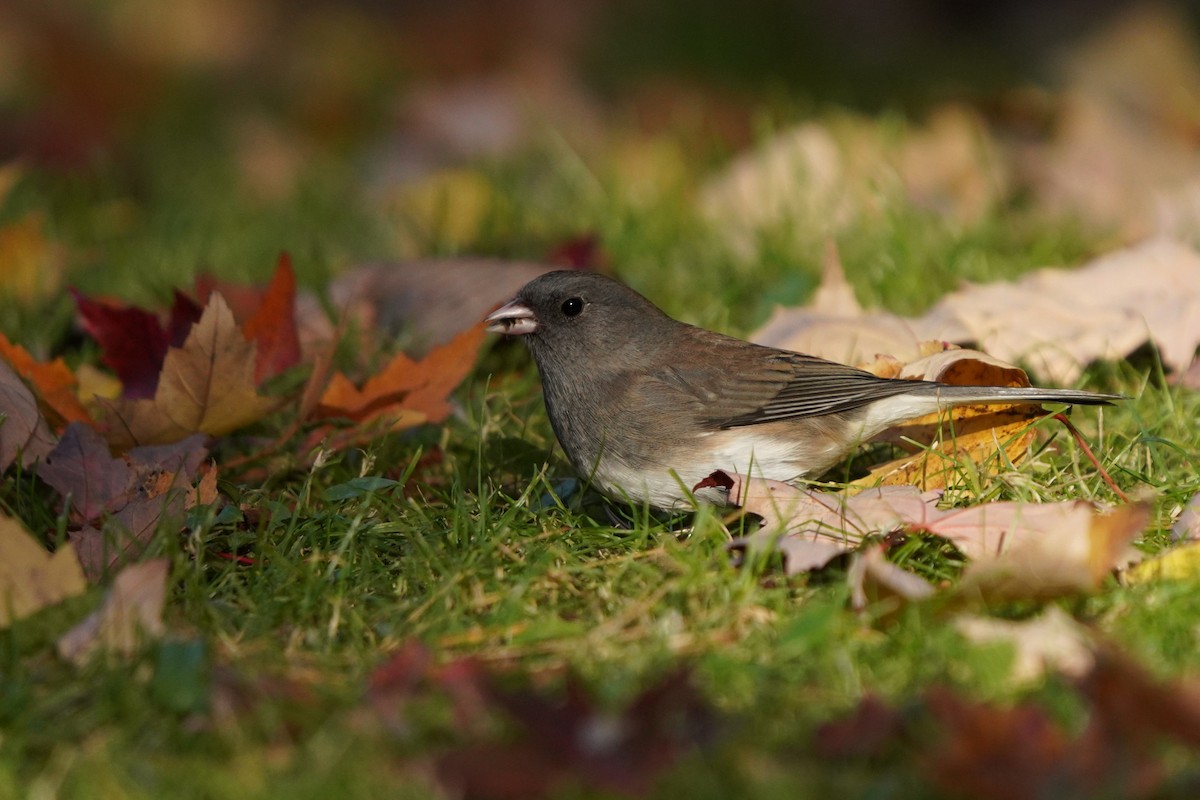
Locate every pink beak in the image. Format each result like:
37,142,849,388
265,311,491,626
485,300,538,335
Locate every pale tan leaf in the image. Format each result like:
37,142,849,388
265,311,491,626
848,545,936,611
1171,491,1200,542
57,558,168,665
954,607,1095,686
955,502,1149,601
753,237,1200,385
0,513,86,627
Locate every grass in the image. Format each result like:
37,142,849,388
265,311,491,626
2,101,1197,799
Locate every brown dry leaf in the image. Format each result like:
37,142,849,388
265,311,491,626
848,545,936,611
0,358,57,472
56,558,168,665
62,434,212,580
700,107,1007,261
895,105,1009,223
754,237,1200,384
955,501,1149,602
852,348,1045,491
954,607,1096,686
752,241,929,366
37,422,133,521
0,213,64,303
699,122,852,259
1171,491,1200,542
721,469,1149,602
0,512,86,627
0,331,93,426
99,293,280,448
37,422,210,522
315,321,487,429
720,474,932,576
1019,5,1200,242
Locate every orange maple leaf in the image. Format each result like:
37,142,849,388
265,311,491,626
0,331,93,426
241,252,301,383
316,322,486,428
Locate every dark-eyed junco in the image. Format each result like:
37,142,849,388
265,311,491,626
486,271,1120,509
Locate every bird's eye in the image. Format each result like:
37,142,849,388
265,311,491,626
561,297,584,317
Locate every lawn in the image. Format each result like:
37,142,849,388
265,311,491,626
4,4,1200,799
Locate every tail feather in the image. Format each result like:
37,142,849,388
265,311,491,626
926,384,1122,407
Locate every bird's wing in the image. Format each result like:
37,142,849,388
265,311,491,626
655,350,929,429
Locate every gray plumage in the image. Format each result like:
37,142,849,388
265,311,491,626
486,271,1120,509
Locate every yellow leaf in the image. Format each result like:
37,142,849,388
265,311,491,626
75,363,124,404
0,213,63,303
0,513,87,628
392,168,492,254
1124,541,1200,585
851,349,1045,491
851,404,1039,492
100,293,280,448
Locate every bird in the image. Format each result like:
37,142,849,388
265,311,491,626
485,270,1120,510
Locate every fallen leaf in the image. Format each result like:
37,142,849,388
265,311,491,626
815,644,1200,799
812,694,906,760
1171,491,1200,541
99,293,281,448
751,241,930,366
754,237,1200,384
924,687,1113,800
0,358,57,471
852,347,1045,491
1020,6,1200,242
955,502,1149,602
954,607,1096,686
719,473,929,576
57,558,168,664
698,121,856,260
74,364,122,406
315,321,486,429
74,289,203,399
848,545,936,611
1081,646,1200,752
438,668,718,799
0,332,93,426
700,107,1007,261
0,213,64,303
46,432,213,580
240,252,301,383
0,512,86,627
37,422,132,520
37,422,209,523
1123,540,1200,585
719,470,1149,601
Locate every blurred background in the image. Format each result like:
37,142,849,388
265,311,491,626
3,0,1200,322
